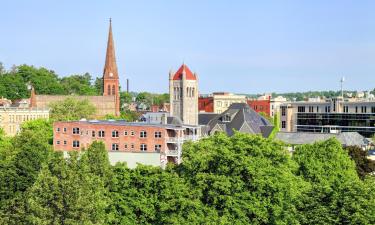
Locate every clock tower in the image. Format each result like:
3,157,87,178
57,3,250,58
103,18,120,116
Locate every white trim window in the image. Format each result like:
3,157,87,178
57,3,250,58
73,140,80,148
140,144,147,151
73,127,80,134
112,130,119,138
140,131,147,138
112,143,119,151
154,131,162,138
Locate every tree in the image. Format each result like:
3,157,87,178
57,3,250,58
293,138,375,224
94,77,103,95
49,97,96,121
0,126,53,224
27,151,108,224
0,72,29,100
345,146,375,179
177,132,306,224
108,164,212,224
17,64,64,95
0,62,5,75
60,73,97,95
120,91,132,107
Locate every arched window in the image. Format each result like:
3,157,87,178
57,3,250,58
107,85,111,95
187,87,189,97
112,85,116,95
192,88,195,97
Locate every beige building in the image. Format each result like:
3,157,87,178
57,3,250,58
169,64,199,126
0,107,49,136
270,96,288,117
212,92,246,114
280,97,375,137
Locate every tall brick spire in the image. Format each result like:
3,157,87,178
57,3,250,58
102,18,120,116
103,18,118,79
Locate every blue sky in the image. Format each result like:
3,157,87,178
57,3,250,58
1,0,375,94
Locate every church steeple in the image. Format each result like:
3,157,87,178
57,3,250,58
103,18,118,79
102,18,120,116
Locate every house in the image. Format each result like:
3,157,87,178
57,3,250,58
199,103,274,137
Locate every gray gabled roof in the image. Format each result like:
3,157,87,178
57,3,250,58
275,132,368,147
200,103,274,137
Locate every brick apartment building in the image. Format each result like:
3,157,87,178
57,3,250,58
198,96,214,112
247,96,271,117
53,119,200,167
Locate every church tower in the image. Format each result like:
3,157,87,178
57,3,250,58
169,64,198,125
103,18,120,116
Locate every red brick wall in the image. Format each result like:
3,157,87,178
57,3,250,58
247,98,271,116
198,97,214,112
53,121,171,153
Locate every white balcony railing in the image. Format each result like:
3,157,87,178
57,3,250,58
165,149,179,156
166,135,198,143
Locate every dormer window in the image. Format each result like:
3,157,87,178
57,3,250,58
222,114,231,122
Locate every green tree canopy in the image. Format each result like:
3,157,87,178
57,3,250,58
345,145,375,179
293,138,375,224
178,132,306,224
49,97,96,121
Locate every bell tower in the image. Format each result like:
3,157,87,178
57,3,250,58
103,18,120,116
169,64,198,125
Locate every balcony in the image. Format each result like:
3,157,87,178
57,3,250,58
165,149,179,156
166,135,198,143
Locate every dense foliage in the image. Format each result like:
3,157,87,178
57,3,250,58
49,97,96,121
0,64,101,100
345,146,375,179
1,122,374,224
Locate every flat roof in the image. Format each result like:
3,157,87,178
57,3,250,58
54,120,199,129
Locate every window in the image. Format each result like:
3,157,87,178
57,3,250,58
64,140,67,145
73,127,80,134
361,106,367,113
316,106,319,112
124,144,128,150
325,106,331,113
112,85,116,95
297,106,305,113
63,127,67,133
140,131,147,138
155,144,162,151
107,84,111,95
131,143,135,149
73,140,80,148
155,131,162,138
140,144,147,151
92,131,95,137
112,143,119,151
131,131,135,136
281,121,286,129
222,114,231,122
372,107,375,113
56,127,60,132
281,107,286,116
308,106,313,113
343,106,349,113
112,130,119,138
98,130,105,138
355,106,358,113
56,140,60,145
124,131,128,136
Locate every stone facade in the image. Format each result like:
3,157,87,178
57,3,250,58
169,64,199,125
0,107,49,136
